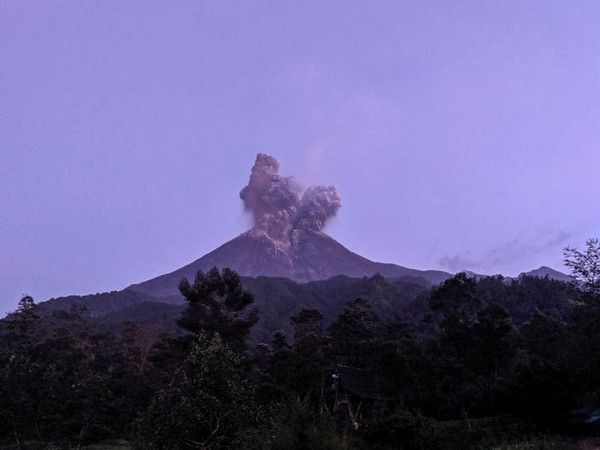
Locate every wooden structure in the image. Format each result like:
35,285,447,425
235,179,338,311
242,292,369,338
322,364,386,429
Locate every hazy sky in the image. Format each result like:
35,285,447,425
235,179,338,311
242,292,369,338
2,1,600,314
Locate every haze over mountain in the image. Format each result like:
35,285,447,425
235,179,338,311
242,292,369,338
128,154,450,298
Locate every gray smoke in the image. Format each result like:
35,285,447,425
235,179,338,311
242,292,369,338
295,185,341,231
240,153,341,241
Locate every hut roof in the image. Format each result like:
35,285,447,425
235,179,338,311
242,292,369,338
335,364,384,400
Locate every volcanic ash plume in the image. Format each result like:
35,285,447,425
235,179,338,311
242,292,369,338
240,153,341,241
239,153,301,241
295,185,341,231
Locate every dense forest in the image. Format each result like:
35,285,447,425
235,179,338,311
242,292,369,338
2,242,600,449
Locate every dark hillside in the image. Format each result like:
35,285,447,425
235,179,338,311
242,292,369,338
35,275,429,346
37,289,160,318
32,271,577,349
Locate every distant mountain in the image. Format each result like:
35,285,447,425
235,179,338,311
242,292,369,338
518,266,573,283
126,229,450,299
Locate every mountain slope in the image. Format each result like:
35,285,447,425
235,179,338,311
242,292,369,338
519,266,573,283
127,229,450,298
38,274,429,346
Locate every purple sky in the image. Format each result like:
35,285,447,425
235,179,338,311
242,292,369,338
2,2,600,314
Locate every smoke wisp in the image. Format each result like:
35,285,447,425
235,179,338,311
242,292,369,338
240,153,341,241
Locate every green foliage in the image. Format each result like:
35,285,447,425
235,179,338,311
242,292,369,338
287,308,330,398
2,266,597,448
565,304,600,406
420,275,517,417
0,298,152,448
363,408,434,449
377,319,427,406
133,334,256,449
430,272,480,326
426,417,564,450
177,267,259,353
264,397,358,450
258,332,295,401
564,238,600,299
329,298,382,367
242,274,426,346
3,295,42,350
501,275,575,325
486,436,564,450
509,312,575,425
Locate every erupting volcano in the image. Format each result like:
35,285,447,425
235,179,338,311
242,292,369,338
128,154,448,298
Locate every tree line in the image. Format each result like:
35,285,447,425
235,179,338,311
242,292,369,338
1,240,600,449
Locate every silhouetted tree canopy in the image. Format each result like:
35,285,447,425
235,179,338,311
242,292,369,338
564,238,600,300
177,267,259,353
2,263,599,448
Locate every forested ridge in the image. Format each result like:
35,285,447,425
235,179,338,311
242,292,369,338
2,245,600,449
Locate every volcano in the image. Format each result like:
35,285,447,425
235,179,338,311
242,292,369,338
126,154,449,299
127,228,449,298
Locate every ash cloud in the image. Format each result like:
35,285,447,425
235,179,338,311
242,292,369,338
295,185,341,231
240,153,341,241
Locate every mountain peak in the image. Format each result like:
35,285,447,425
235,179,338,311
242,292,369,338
126,154,450,297
519,266,573,282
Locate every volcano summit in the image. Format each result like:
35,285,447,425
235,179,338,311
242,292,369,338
128,154,449,298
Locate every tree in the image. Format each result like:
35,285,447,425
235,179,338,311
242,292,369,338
564,238,600,300
469,304,515,413
430,272,480,328
289,308,329,398
120,320,156,376
0,295,44,446
329,298,381,367
425,274,515,418
258,332,295,402
177,267,259,353
290,309,327,354
510,313,575,424
3,295,42,350
377,318,427,409
263,397,357,450
134,334,256,449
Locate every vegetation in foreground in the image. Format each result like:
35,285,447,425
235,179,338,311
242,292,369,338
2,241,600,449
